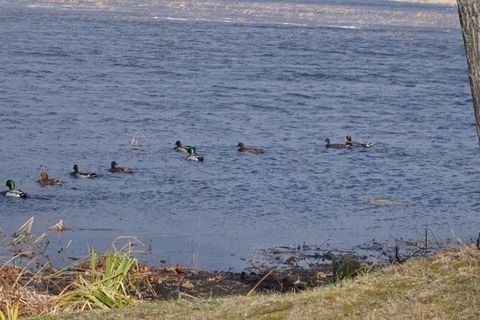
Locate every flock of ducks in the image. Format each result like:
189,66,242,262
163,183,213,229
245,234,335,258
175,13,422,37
2,136,371,198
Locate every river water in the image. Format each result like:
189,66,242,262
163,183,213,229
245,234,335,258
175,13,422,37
0,0,476,271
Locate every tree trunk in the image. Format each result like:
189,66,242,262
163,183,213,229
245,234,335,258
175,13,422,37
457,0,480,142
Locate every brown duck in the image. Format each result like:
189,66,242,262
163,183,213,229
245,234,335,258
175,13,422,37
237,143,265,154
38,172,62,186
109,161,134,173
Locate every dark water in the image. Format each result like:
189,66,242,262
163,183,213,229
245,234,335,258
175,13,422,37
0,0,476,271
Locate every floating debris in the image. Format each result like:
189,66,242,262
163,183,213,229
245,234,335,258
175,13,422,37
48,220,72,233
130,130,146,148
78,227,113,231
10,217,34,246
367,199,406,207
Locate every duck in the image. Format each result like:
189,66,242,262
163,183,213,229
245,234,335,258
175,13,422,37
3,180,27,198
174,140,193,155
325,138,350,149
186,147,204,162
38,172,62,186
345,136,373,148
109,161,134,173
237,143,265,154
71,164,97,178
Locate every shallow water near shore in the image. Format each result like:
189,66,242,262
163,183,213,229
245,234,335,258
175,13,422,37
0,0,477,271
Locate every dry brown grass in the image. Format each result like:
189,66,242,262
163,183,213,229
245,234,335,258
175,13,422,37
0,266,54,317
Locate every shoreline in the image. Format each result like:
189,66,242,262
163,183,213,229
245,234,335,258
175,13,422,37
396,0,457,5
1,235,464,318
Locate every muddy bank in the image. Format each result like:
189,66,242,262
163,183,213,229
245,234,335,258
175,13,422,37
140,234,462,300
36,237,459,301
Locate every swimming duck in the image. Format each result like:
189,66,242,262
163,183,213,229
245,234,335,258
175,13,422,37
109,161,134,173
345,136,373,148
71,164,97,178
186,147,204,162
237,143,265,154
3,180,27,198
174,140,193,155
38,172,62,186
325,138,350,149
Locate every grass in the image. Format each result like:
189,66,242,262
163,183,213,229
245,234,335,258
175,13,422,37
54,250,138,312
0,304,18,320
34,245,480,320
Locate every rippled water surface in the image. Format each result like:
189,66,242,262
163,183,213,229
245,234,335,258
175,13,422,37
0,0,476,270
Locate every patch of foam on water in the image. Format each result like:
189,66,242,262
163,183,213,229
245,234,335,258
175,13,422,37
164,16,191,21
281,22,307,27
336,25,359,29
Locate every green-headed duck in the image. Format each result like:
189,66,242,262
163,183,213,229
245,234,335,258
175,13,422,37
3,180,27,198
186,147,204,162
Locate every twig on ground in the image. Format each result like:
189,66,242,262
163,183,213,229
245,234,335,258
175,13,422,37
395,245,404,264
247,270,273,296
179,291,202,301
424,228,428,257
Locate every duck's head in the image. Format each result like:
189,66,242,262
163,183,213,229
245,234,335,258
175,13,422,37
73,164,79,173
325,138,330,144
5,180,15,190
111,161,118,169
188,147,197,156
345,136,352,142
175,140,182,147
237,143,245,148
38,172,49,180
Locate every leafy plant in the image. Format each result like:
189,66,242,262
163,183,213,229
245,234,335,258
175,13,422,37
332,256,371,283
55,250,137,311
0,304,19,320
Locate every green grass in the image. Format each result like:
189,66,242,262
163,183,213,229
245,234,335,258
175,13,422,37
35,245,480,320
54,250,137,312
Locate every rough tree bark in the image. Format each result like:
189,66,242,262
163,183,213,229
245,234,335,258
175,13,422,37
457,0,480,141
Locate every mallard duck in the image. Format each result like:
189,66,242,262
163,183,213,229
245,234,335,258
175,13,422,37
38,172,62,186
174,140,193,155
3,180,27,198
345,136,373,148
109,161,134,173
325,138,350,149
186,147,204,162
71,164,97,178
237,143,265,154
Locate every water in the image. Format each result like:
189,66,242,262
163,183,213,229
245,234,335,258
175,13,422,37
0,0,476,271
